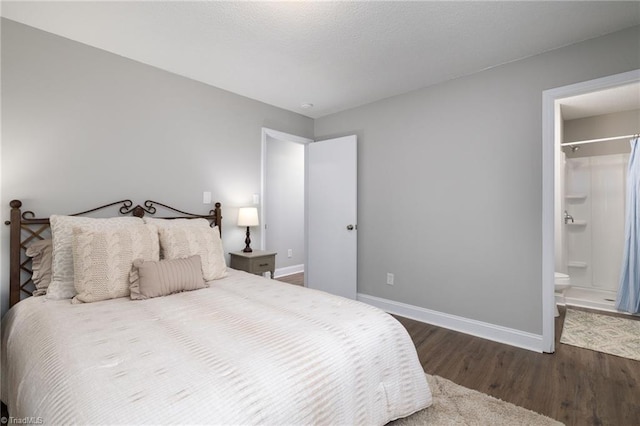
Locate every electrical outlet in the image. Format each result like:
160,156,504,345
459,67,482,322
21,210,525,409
287,249,293,258
386,273,394,286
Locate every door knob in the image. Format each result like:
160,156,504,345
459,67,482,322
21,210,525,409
346,224,355,230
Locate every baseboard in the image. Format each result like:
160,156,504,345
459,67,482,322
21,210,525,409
357,293,544,353
274,264,304,278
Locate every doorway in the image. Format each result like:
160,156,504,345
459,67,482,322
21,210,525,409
261,129,358,299
542,69,640,353
261,128,312,279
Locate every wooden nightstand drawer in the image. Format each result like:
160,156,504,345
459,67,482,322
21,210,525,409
229,250,277,278
250,257,275,273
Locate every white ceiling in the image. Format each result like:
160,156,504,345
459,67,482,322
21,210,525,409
2,1,639,118
560,82,640,120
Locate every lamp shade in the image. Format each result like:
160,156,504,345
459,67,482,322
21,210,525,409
237,207,259,227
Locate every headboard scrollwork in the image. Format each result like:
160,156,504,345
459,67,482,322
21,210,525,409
5,199,222,308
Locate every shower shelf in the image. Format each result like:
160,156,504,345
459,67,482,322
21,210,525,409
565,194,587,200
566,220,587,226
568,261,588,268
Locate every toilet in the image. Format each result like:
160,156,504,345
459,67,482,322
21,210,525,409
554,272,571,317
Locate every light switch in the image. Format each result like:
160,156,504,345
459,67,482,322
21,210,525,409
203,191,212,204
252,194,260,204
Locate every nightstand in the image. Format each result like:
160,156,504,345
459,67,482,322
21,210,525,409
229,250,277,278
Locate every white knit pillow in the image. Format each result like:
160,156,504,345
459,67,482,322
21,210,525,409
71,224,160,304
47,215,144,300
158,225,226,281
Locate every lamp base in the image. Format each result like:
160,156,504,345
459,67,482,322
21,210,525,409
243,226,253,252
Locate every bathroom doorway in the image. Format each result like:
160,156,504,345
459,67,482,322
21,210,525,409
560,146,631,311
542,69,640,352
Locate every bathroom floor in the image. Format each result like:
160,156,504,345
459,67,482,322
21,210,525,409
559,286,619,313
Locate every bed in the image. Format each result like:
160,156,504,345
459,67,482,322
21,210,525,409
1,199,431,425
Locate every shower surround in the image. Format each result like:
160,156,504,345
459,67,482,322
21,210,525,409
563,153,629,310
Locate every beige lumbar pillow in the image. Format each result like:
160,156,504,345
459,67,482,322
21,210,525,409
71,224,160,304
129,255,207,300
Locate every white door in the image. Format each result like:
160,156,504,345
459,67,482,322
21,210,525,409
306,135,357,299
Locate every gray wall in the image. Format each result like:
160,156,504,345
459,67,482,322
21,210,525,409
0,19,313,316
314,26,640,334
563,109,639,158
264,135,305,272
2,17,639,336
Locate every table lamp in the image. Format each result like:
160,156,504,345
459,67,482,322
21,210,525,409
237,207,259,252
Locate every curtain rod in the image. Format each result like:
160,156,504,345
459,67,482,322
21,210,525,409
560,133,639,147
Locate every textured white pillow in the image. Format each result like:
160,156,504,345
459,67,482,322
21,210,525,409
47,215,144,300
25,239,53,296
143,217,211,229
72,224,160,304
159,225,227,281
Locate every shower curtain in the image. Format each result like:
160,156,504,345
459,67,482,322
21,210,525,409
616,137,640,314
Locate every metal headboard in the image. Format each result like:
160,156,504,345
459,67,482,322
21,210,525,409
5,199,222,307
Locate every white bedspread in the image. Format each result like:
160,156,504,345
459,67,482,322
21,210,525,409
1,269,431,425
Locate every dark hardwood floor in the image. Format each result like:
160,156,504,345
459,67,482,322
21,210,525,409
395,306,639,426
278,273,639,425
275,272,304,286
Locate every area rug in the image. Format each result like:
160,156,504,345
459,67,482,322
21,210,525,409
560,308,640,361
390,374,562,425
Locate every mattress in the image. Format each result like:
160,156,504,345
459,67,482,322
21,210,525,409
1,269,431,425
